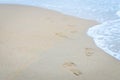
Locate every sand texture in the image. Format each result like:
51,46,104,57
0,4,120,80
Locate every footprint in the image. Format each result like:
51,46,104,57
70,30,78,33
85,48,94,56
55,32,70,39
63,62,82,76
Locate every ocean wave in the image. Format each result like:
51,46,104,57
87,19,120,60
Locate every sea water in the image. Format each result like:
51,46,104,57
0,0,120,60
87,19,120,60
0,0,120,22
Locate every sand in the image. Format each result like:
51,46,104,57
0,4,120,80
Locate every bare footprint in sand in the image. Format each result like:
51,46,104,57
55,32,70,39
63,62,82,76
85,48,94,56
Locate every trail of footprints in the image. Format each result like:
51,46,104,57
55,25,95,76
63,48,94,76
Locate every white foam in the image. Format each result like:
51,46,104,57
87,19,120,60
116,10,120,17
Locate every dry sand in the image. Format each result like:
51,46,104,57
0,4,120,80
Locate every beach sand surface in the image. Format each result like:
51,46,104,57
0,4,120,80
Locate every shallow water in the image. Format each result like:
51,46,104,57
0,0,120,60
0,0,120,22
87,19,120,60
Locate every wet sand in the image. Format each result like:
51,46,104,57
0,4,120,80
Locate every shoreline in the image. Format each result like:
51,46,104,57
0,4,119,80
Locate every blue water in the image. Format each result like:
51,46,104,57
0,0,120,60
0,0,120,22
